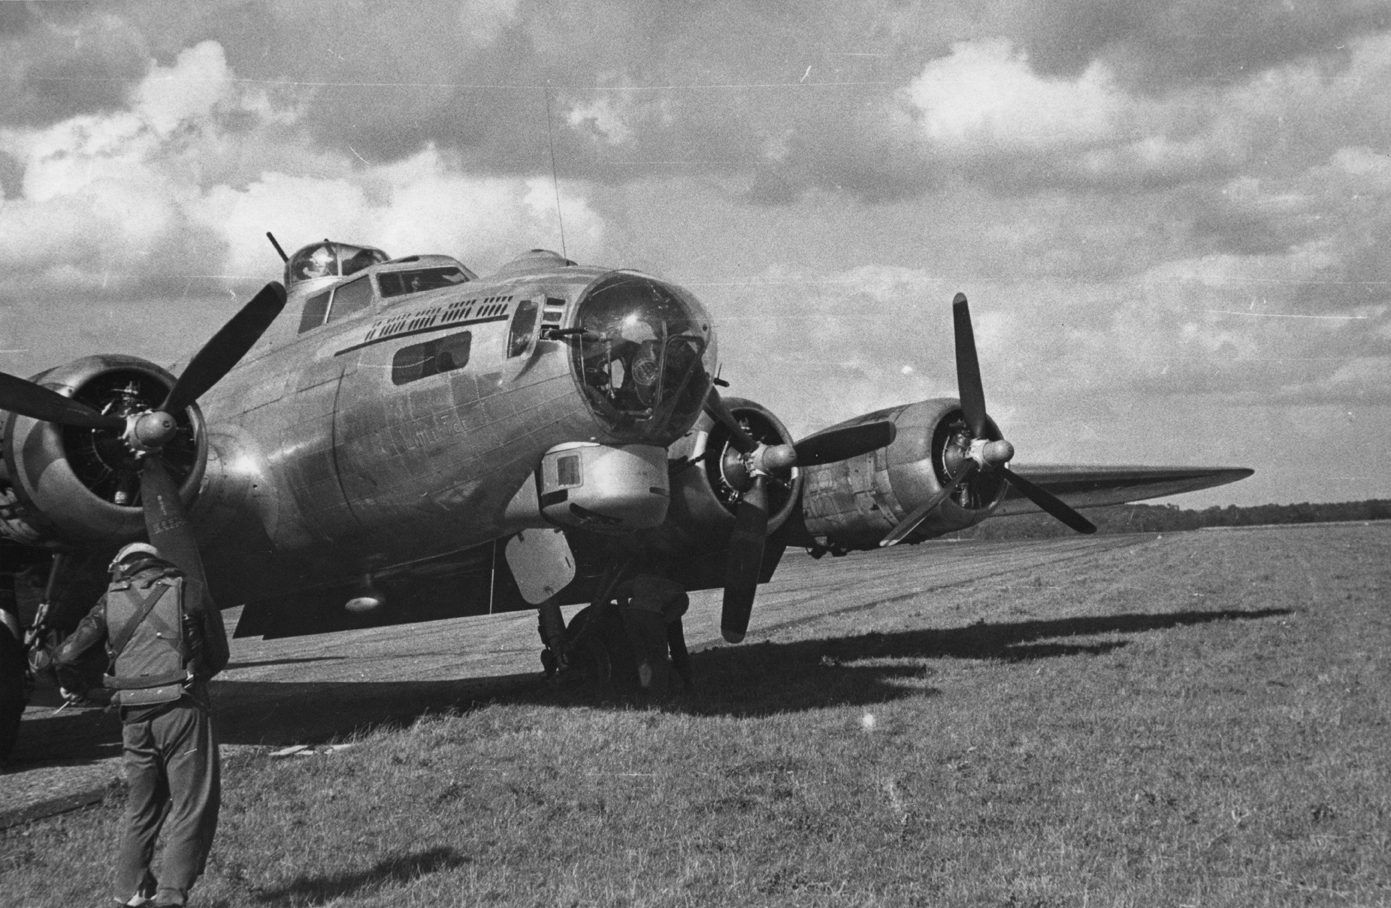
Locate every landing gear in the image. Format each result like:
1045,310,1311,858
537,601,636,693
539,600,693,701
537,598,569,677
537,559,695,702
666,618,693,694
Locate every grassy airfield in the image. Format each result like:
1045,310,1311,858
3,523,1388,907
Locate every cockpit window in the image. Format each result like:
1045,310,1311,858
286,242,389,289
326,277,373,323
377,267,470,298
342,247,385,277
298,289,332,334
290,244,339,282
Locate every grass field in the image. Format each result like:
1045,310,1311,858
3,524,1388,907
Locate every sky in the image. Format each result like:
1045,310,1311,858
0,0,1388,509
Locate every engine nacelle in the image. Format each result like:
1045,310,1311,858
638,396,803,556
536,442,671,534
0,355,206,549
793,398,1008,551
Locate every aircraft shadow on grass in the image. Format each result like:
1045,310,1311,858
566,606,1295,718
245,845,469,906
16,608,1289,762
10,673,539,762
224,655,348,670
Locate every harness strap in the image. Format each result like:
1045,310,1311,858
103,669,189,690
109,582,170,655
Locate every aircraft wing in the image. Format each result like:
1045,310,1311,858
991,465,1254,516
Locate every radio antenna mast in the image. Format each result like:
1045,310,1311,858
543,85,568,260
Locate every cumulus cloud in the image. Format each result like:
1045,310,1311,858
203,147,603,278
712,244,1390,445
567,95,637,146
1016,0,1389,90
0,39,607,305
852,28,1391,207
1,2,1389,504
0,5,150,127
902,39,1124,156
0,41,239,296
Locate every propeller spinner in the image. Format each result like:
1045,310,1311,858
879,293,1096,548
0,282,287,588
704,389,897,643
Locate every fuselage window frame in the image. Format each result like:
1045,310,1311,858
378,267,471,299
326,276,375,325
390,331,473,386
507,298,540,358
297,289,333,334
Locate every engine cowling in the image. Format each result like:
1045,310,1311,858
793,397,1008,551
0,355,206,548
639,396,803,556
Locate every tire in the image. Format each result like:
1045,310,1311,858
564,603,641,695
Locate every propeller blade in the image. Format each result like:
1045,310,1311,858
952,293,988,437
1000,467,1097,534
162,282,287,413
703,388,759,454
720,474,770,643
879,463,977,547
0,372,125,431
794,421,897,466
139,457,210,591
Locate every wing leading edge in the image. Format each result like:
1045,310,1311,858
991,465,1255,516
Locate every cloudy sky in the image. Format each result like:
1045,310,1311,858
1,0,1388,508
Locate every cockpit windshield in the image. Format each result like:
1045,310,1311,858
285,242,390,290
571,273,717,441
377,266,470,298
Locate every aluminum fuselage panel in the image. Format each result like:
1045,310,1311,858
190,266,619,604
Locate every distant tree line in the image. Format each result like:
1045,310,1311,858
961,499,1391,541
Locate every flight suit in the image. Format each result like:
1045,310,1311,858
55,557,228,908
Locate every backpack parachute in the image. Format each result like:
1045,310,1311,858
103,574,192,706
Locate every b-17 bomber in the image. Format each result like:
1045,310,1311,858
0,236,1251,757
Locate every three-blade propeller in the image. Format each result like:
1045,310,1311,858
704,389,897,643
0,282,287,588
879,293,1095,547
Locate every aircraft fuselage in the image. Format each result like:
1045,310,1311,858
190,250,717,606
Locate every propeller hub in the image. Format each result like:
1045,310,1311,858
967,436,1014,469
129,410,178,453
725,442,799,491
757,443,798,475
982,439,1015,467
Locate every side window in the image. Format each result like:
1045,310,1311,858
391,332,472,385
378,267,470,298
507,298,539,357
297,290,332,334
327,277,374,323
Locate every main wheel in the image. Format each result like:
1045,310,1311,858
563,603,641,696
